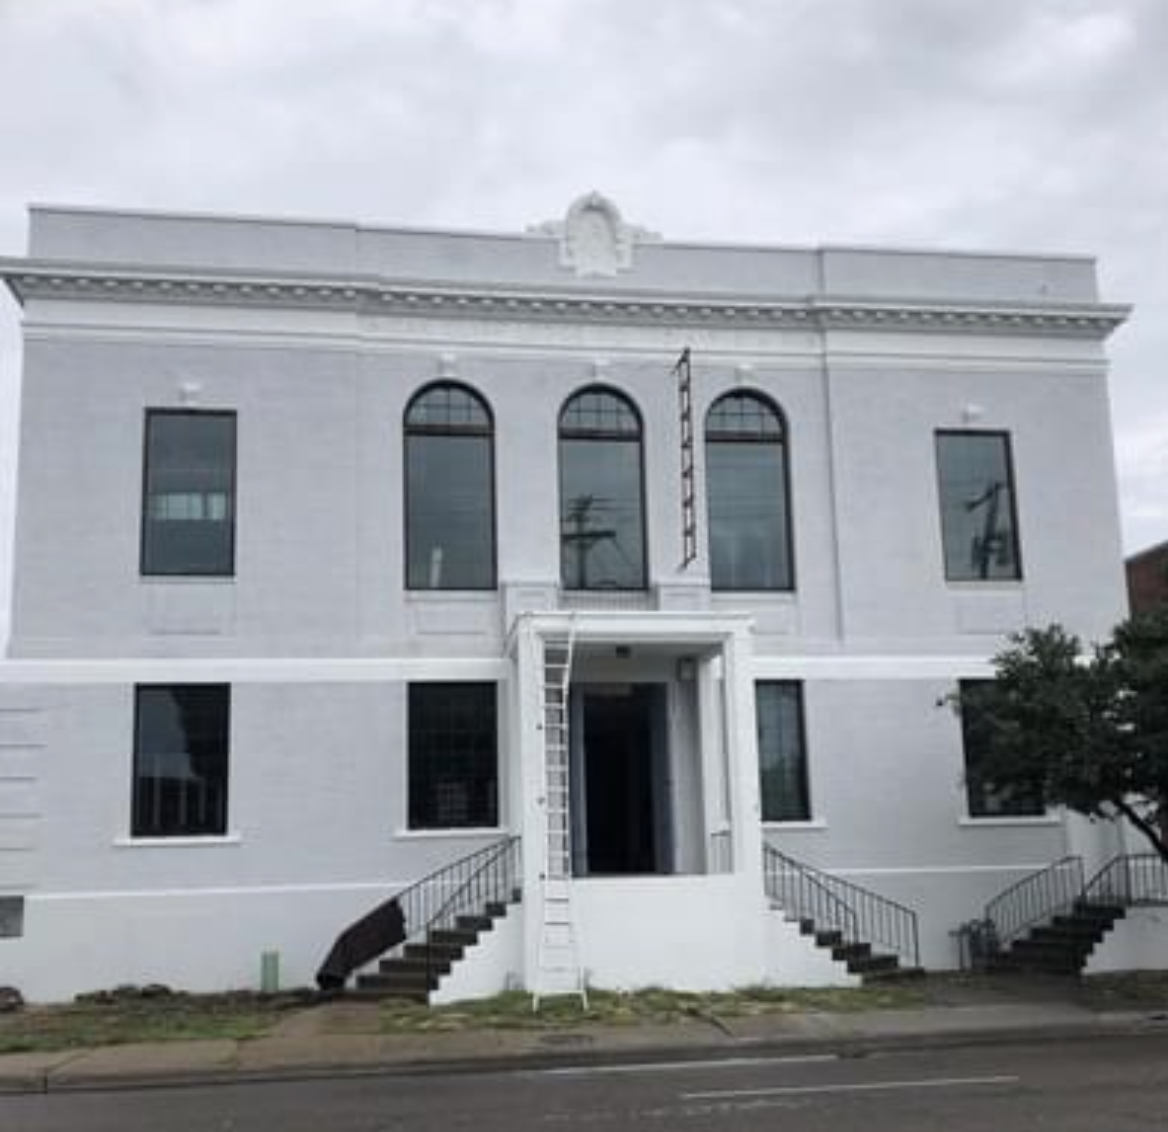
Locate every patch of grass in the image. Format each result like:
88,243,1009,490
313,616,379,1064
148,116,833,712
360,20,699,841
0,992,288,1055
378,984,926,1034
1082,971,1168,1008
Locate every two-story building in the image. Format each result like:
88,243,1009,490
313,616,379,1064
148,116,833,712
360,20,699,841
0,194,1131,1001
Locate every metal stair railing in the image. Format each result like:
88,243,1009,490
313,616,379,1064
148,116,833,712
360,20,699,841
983,855,1084,950
764,845,920,968
415,835,522,991
316,836,520,991
1084,853,1168,908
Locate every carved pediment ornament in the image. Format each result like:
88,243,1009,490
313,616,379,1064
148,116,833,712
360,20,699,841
529,192,660,278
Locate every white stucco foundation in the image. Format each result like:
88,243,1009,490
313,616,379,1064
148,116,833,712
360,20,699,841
570,875,852,991
1083,906,1168,974
3,886,389,1002
431,905,525,1005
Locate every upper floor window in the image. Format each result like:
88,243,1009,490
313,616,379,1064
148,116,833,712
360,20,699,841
405,383,496,590
141,410,236,576
705,391,793,590
133,684,230,838
936,431,1022,582
559,387,647,590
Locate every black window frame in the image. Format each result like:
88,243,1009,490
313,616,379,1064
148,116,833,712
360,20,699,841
140,408,237,578
403,381,498,592
756,680,812,823
958,678,1046,819
132,683,231,839
935,429,1023,583
558,384,649,592
705,389,796,592
407,682,499,831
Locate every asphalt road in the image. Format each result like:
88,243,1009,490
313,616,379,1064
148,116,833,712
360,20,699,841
6,1034,1168,1131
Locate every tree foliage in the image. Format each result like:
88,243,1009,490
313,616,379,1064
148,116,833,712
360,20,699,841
957,608,1168,863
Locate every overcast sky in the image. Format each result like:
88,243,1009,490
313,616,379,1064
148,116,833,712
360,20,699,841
1,0,1166,640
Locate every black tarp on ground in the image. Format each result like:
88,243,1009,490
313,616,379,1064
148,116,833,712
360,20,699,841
316,898,407,990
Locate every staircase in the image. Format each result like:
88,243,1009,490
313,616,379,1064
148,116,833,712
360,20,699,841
981,854,1168,975
533,624,586,1008
357,896,517,1001
763,845,923,982
318,836,521,1003
993,899,1125,974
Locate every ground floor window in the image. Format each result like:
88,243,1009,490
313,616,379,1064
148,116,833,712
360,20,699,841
133,684,230,837
408,683,498,829
756,681,810,822
959,679,1045,818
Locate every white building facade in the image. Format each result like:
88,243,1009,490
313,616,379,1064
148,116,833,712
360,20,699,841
0,195,1131,1001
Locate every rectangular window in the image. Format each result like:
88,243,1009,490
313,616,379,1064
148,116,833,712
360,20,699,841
0,896,24,939
936,431,1021,582
756,682,810,822
959,679,1044,818
133,685,230,837
142,410,236,576
408,683,498,829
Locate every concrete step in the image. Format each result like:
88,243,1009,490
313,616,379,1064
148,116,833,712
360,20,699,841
1031,925,1104,946
379,955,453,977
355,970,438,998
403,941,465,963
429,927,480,948
847,953,899,976
1072,901,1125,922
862,965,926,983
832,942,873,964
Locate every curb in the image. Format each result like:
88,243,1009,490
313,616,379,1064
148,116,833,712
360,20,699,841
5,1014,1168,1096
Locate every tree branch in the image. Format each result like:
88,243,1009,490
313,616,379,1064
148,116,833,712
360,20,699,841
1112,797,1168,864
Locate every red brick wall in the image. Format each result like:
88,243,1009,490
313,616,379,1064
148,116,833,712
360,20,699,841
1127,541,1168,614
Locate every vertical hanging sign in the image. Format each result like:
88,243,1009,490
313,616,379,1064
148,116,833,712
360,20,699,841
674,347,697,568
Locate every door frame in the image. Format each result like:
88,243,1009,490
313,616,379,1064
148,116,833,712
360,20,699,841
569,681,673,877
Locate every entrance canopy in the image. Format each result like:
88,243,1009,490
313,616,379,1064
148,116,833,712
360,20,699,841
509,610,763,886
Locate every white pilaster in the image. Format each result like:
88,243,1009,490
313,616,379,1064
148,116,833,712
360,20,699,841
512,617,547,989
697,654,730,871
721,628,764,887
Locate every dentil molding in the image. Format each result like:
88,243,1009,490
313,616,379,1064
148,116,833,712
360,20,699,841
0,259,1129,339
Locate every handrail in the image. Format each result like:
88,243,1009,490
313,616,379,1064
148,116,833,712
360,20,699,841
983,855,1084,949
416,836,522,988
1084,853,1168,908
763,845,920,968
395,835,520,945
316,836,520,990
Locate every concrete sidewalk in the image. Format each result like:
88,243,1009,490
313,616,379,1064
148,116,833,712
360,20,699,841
4,981,1168,1096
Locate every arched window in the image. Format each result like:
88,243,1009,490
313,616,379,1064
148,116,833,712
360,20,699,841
559,387,647,590
405,383,495,590
705,391,793,590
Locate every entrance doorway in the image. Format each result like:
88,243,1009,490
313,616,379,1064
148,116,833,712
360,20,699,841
572,684,671,876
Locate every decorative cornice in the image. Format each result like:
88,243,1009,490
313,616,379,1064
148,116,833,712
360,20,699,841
0,259,1130,339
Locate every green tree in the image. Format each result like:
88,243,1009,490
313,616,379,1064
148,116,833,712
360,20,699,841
956,609,1168,864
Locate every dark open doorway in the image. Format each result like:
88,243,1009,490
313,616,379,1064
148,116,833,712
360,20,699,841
574,684,670,876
